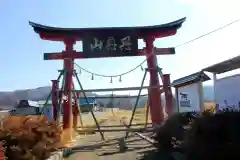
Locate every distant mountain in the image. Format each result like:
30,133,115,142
0,86,51,109
0,85,214,110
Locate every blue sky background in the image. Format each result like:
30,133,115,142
0,0,240,95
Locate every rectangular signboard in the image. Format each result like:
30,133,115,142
177,83,201,113
82,33,138,58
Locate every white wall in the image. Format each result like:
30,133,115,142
215,74,240,110
178,83,201,112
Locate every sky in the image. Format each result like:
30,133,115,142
0,0,240,95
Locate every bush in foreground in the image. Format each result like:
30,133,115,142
184,109,240,160
0,116,63,160
154,112,199,154
153,109,240,160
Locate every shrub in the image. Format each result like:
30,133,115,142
184,109,240,160
150,110,240,160
154,112,199,153
0,116,63,160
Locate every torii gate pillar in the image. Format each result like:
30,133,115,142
145,37,164,123
51,80,59,121
62,40,75,129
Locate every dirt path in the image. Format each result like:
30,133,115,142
66,115,155,160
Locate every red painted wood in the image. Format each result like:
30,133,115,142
62,40,75,129
0,143,5,160
73,103,79,128
72,83,79,128
51,80,59,120
145,37,164,124
43,48,175,60
33,23,182,128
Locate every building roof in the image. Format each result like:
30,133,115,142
19,100,40,107
172,71,210,88
38,97,96,105
79,98,96,105
29,17,186,40
202,55,240,74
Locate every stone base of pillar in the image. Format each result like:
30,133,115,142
61,128,76,147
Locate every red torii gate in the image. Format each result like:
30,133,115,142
29,17,186,130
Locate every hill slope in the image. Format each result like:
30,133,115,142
0,85,213,109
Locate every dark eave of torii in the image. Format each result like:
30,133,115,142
29,17,186,41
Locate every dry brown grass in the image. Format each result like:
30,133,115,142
116,103,217,124
78,111,116,127
61,111,118,146
114,108,151,124
204,102,216,110
0,103,216,129
0,111,10,121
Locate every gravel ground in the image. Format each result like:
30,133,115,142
66,116,155,160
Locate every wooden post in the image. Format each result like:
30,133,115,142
213,73,217,106
175,87,180,113
51,80,59,121
163,74,173,116
145,37,164,125
198,81,204,112
62,40,75,130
